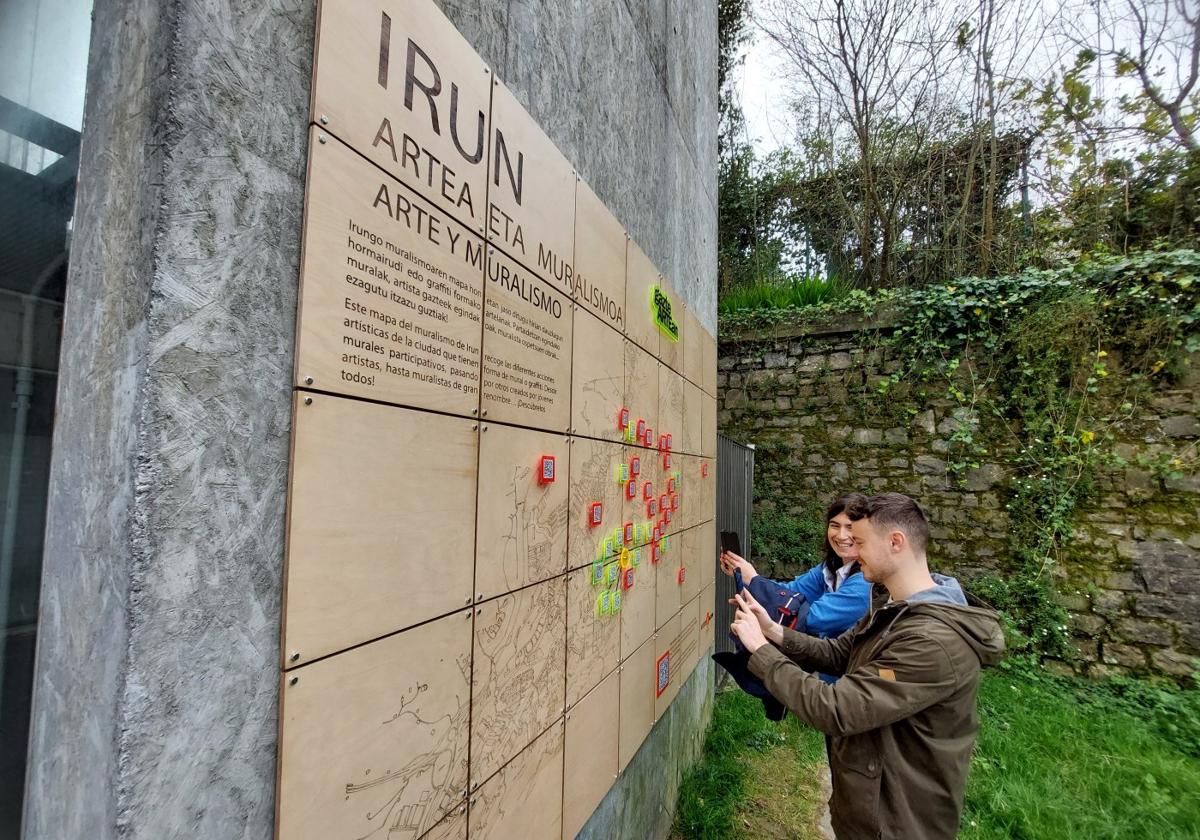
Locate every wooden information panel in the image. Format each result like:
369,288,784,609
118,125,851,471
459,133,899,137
573,178,627,332
283,394,477,664
566,564,621,707
471,576,566,785
311,0,492,234
481,245,572,431
284,1,719,836
475,423,569,600
295,130,485,415
277,611,471,840
618,636,656,772
563,668,620,839
487,80,577,297
571,307,625,441
469,723,564,840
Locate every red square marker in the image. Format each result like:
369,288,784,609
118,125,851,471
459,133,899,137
624,522,634,544
650,543,659,563
677,567,686,585
652,525,661,542
643,481,654,500
701,462,709,478
656,651,671,696
626,479,638,499
631,457,641,477
667,477,675,494
644,426,654,446
647,499,658,518
637,419,646,440
658,434,667,451
665,509,673,524
662,452,671,469
623,568,635,590
589,502,603,526
671,495,679,511
667,434,673,449
618,406,630,429
659,494,668,512
538,455,556,484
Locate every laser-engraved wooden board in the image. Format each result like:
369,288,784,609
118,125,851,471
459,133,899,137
295,129,485,416
276,612,471,840
475,423,569,600
468,721,564,840
571,307,625,441
283,394,477,664
563,667,620,839
470,576,566,786
618,636,655,772
572,178,627,332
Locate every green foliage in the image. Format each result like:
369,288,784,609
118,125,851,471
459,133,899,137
728,249,1200,660
719,276,852,315
749,507,827,582
962,659,1200,838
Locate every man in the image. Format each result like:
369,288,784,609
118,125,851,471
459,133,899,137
730,493,1004,839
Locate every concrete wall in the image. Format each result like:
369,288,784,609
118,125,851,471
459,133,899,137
24,1,717,838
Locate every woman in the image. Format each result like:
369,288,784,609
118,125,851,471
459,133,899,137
719,492,871,681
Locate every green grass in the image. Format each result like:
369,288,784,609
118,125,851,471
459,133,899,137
961,661,1200,839
718,276,852,315
673,688,826,839
676,664,1200,839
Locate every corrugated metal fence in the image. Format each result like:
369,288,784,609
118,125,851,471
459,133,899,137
714,434,754,657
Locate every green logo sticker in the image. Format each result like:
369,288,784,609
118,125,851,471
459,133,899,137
651,285,680,343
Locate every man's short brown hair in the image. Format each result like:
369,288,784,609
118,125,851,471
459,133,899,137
848,492,930,554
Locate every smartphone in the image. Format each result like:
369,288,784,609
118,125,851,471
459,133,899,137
720,530,742,557
721,531,745,592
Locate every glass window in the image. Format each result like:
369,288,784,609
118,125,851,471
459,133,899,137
0,0,93,832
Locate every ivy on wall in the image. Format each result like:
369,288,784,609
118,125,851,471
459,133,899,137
723,249,1200,659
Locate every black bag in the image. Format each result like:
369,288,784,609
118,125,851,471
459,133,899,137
713,577,811,721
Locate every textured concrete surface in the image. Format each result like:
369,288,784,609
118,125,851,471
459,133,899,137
23,0,312,838
436,0,719,335
25,1,715,837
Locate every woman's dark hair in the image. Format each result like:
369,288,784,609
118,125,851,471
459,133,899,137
823,492,868,574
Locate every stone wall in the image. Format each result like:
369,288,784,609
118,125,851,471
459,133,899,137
718,320,1200,680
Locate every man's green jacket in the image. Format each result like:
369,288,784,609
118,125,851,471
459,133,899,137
748,575,1004,840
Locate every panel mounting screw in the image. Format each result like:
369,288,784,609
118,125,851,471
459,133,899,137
290,652,300,662
465,595,473,605
459,805,466,815
303,376,313,385
481,409,488,417
289,676,298,686
318,134,327,144
472,424,478,431
476,593,483,602
464,611,471,620
319,114,329,125
471,408,478,415
475,608,482,616
303,397,312,405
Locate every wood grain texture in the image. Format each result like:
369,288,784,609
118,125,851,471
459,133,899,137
468,721,564,840
572,178,627,332
563,668,620,839
283,394,477,664
617,636,656,773
475,423,569,600
277,612,471,840
470,576,567,785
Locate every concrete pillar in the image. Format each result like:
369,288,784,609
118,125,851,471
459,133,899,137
23,0,716,837
23,0,313,836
